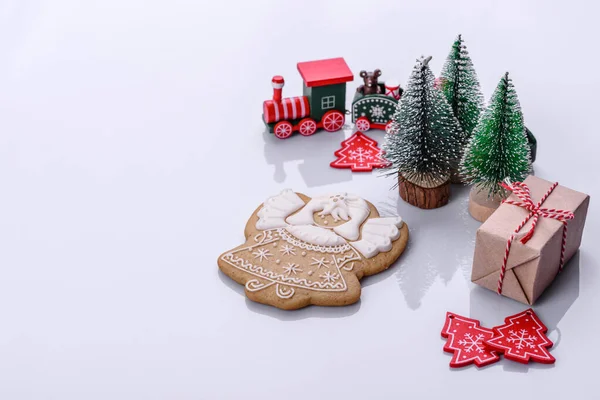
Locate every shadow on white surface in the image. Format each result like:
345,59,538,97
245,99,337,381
217,269,361,320
262,126,352,187
469,251,580,372
469,251,580,336
387,184,479,309
244,298,361,321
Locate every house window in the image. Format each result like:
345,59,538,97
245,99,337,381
321,95,335,109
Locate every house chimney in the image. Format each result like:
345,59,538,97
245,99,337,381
272,75,284,102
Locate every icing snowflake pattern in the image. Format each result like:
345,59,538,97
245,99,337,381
310,257,330,269
507,329,538,350
458,333,485,354
280,244,296,256
320,271,339,283
282,262,302,276
252,248,272,262
219,228,361,300
370,105,385,118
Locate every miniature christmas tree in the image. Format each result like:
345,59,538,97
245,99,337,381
439,35,484,183
485,309,555,364
330,131,390,172
461,72,531,221
440,34,484,138
441,313,500,368
383,56,463,209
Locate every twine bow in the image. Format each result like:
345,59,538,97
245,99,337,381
496,181,575,295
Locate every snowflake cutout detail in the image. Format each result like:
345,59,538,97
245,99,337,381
441,313,500,368
484,309,555,364
330,131,390,172
252,248,272,262
282,262,302,276
320,271,339,283
310,257,330,269
349,147,375,163
506,329,538,350
370,105,385,118
280,244,296,256
458,333,485,354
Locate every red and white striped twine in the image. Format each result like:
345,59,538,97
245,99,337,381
496,181,575,295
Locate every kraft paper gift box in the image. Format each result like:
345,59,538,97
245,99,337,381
471,175,590,305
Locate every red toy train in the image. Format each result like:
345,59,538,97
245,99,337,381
262,57,402,139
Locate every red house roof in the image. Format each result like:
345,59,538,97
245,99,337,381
297,57,354,88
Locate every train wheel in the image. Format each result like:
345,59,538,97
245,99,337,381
356,117,370,132
322,110,345,132
274,121,293,139
298,118,317,136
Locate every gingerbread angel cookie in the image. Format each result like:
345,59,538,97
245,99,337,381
217,190,409,310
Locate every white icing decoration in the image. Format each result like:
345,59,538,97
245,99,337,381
350,217,404,258
252,248,272,262
219,229,362,300
285,225,347,247
310,257,330,269
222,252,348,291
256,189,305,230
276,284,295,299
246,279,275,292
320,271,339,283
285,193,370,241
282,262,302,276
279,228,350,254
280,244,296,256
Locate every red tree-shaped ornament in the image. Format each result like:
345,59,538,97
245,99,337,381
330,131,390,172
441,312,500,368
485,309,555,364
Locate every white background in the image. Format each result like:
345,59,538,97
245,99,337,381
1,1,599,399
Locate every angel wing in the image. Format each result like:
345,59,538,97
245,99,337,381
255,189,305,230
350,217,404,258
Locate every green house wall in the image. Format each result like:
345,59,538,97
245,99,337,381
303,83,347,122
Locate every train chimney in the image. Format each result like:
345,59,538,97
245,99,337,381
271,75,284,102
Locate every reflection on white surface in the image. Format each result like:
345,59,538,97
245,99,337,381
262,127,351,187
1,0,600,399
394,185,477,309
468,251,580,373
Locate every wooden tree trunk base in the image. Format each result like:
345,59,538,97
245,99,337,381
449,166,466,184
468,186,506,222
398,175,450,209
450,171,467,184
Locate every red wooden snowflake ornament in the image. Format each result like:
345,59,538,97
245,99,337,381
485,309,555,364
330,131,390,172
441,312,500,368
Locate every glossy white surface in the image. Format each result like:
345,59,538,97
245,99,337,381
1,1,599,399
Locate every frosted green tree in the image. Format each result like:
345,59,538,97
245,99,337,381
440,34,484,137
460,72,531,196
384,56,463,188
